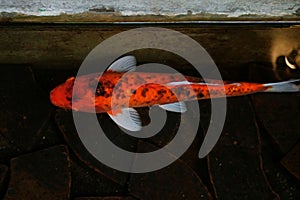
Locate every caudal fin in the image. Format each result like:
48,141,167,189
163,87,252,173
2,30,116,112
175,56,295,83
264,79,300,92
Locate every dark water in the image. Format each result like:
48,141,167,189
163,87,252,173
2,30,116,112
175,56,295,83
1,60,299,199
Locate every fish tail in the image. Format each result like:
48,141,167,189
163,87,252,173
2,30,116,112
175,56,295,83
263,79,300,92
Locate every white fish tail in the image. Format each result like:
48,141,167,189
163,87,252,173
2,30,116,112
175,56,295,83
264,79,300,92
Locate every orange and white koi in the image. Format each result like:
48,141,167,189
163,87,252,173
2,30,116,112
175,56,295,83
50,56,300,131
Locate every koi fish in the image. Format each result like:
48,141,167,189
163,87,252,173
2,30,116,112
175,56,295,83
50,56,300,131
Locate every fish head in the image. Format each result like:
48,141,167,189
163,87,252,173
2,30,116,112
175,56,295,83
50,77,75,109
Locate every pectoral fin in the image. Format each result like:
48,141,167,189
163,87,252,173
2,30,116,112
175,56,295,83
106,56,137,72
107,108,142,131
159,102,187,113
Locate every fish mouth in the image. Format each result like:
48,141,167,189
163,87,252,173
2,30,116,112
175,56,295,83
49,77,77,110
49,87,62,107
50,85,71,109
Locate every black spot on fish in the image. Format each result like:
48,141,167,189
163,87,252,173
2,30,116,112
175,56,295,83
104,80,114,88
185,90,190,96
89,78,98,88
141,88,149,97
135,76,145,84
209,90,219,95
196,92,204,98
96,82,106,96
104,93,111,98
66,96,72,102
169,75,175,81
131,89,136,94
118,89,124,93
89,77,95,83
157,89,166,95
122,77,128,83
66,80,75,94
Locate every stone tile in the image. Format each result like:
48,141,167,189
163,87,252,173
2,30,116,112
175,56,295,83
74,197,135,200
0,165,8,198
207,97,277,199
281,142,300,180
4,145,71,200
55,110,130,186
128,141,212,200
142,103,211,190
250,93,300,153
0,65,53,162
70,156,125,197
259,131,299,199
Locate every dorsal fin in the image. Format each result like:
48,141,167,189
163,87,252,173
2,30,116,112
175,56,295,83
107,56,137,72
